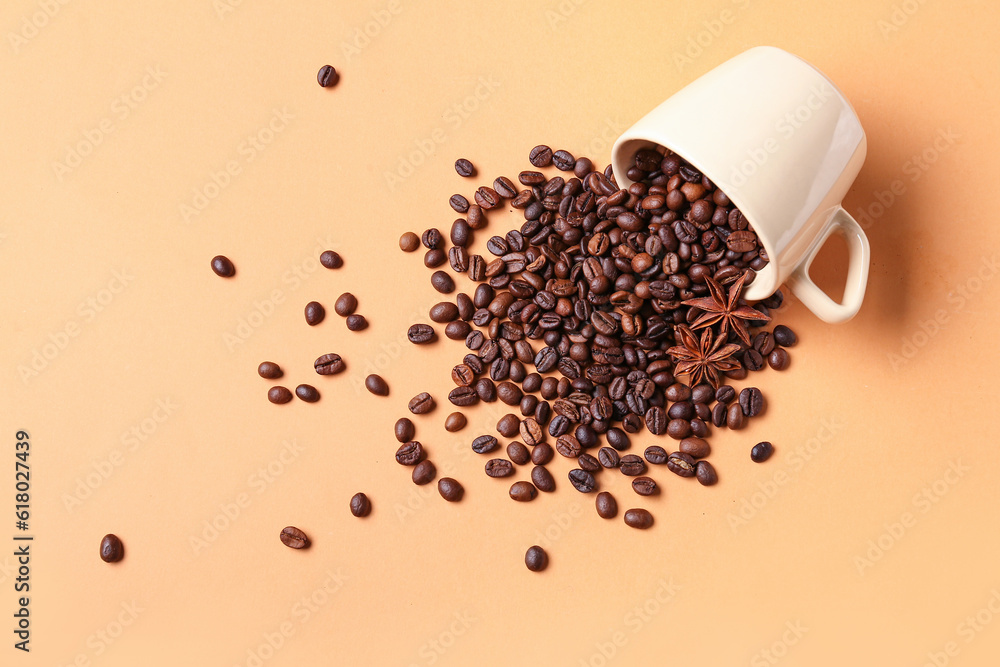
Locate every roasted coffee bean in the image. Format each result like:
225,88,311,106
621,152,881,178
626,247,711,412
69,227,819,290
305,301,326,325
475,377,497,402
455,158,476,177
408,323,436,344
451,219,472,247
727,403,745,429
450,194,470,213
667,419,692,440
258,361,283,379
695,460,718,486
552,149,575,171
350,493,371,517
399,232,420,252
624,508,653,529
497,414,521,438
394,418,415,443
445,321,472,340
494,176,518,198
531,442,554,465
412,460,436,485
100,534,124,562
598,447,621,468
712,402,727,427
715,385,736,404
421,228,443,249
525,545,548,572
666,452,696,477
483,458,514,479
438,477,464,502
668,401,693,420
408,392,436,415
751,441,774,462
666,383,692,402
606,428,631,451
425,249,446,267
739,387,764,417
773,325,797,347
555,434,581,458
644,446,668,465
456,292,475,320
620,455,646,476
211,255,235,277
753,331,776,356
267,386,293,404
520,417,544,445
451,364,474,387
475,186,501,210
279,526,310,549
431,271,455,294
568,468,596,493
507,441,530,465
679,437,710,459
395,441,424,465
632,476,658,496
645,406,667,435
365,374,389,396
295,384,320,402
509,480,538,502
691,384,714,404
316,64,339,87
578,453,601,473
314,353,345,375
690,418,709,438
430,302,460,323
449,386,479,406
320,250,343,269
497,381,523,405
596,491,618,519
346,314,368,330
768,347,790,370
444,412,467,432
743,349,764,371
531,465,556,492
529,145,553,167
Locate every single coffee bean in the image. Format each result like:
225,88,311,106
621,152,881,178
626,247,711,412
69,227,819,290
596,491,618,519
471,435,499,454
679,437,710,459
349,492,371,517
727,403,745,429
304,301,325,326
334,293,358,316
412,460,437,485
365,374,389,396
644,446,668,465
696,460,718,486
448,386,479,406
258,361,283,379
497,414,521,438
279,526,310,549
743,349,765,371
555,434,581,458
768,347,790,370
475,377,497,402
425,249,446,267
667,418,692,439
445,412,467,432
267,386,293,404
691,384,714,404
316,64,339,87
525,545,548,572
773,324,797,347
346,314,368,331
751,441,774,462
666,383,692,402
100,534,124,562
620,455,646,476
578,453,601,472
295,384,320,402
715,385,736,404
421,228,443,249
552,149,576,171
319,250,342,269
606,428,631,451
494,176,518,198
455,158,476,177
314,353,345,375
408,392,436,415
509,480,538,502
739,387,764,417
431,271,455,294
394,418,415,443
666,452,696,477
450,194,470,213
506,441,530,465
712,402,728,427
598,447,621,468
531,465,556,492
645,406,667,435
632,476,658,496
529,145,553,167
395,441,424,465
399,232,420,252
624,508,654,529
568,468,596,493
531,442,554,465
408,324,436,344
519,417,544,446
211,255,235,277
429,302,460,323
438,477,464,502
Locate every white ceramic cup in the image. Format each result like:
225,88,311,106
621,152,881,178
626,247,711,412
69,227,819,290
611,46,870,323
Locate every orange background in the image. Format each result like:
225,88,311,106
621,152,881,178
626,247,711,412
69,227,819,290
2,1,999,665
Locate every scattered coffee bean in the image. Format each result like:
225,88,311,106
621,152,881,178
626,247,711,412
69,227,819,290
334,293,358,316
644,446,668,465
528,145,553,167
739,387,764,417
211,255,235,277
280,526,310,549
395,441,424,465
727,403,745,429
350,493,371,517
394,418,415,443
497,414,520,438
295,384,320,402
408,324,436,344
773,325,797,347
519,418,544,446
421,228,443,250
531,465,556,492
751,441,774,462
509,480,538,502
578,453,601,473
552,149,575,171
448,386,478,406
320,250,343,269
438,477,464,502
531,442,554,465
346,314,368,330
525,545,548,572
666,452,696,477
399,232,420,252
100,534,124,562
715,385,736,404
412,460,437,485
450,194,470,213
408,392,436,415
268,386,293,404
598,447,621,468
445,412,467,432
486,459,515,478
568,469,596,493
431,271,455,294
768,347,790,370
696,461,718,486
316,65,339,87
258,361,283,379
620,455,646,476
314,353,345,375
365,374,389,396
430,302,459,323
507,441,530,465
596,492,618,519
455,158,476,177
623,508,654,529
632,476,658,496
472,435,499,454
304,301,325,326
679,437,710,459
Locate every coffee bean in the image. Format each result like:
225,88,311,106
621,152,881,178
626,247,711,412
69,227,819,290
475,377,497,402
211,255,235,277
743,349,764,371
424,249,446,267
450,194,470,213
408,324,436,344
531,465,556,492
739,387,764,417
475,186,501,210
304,301,326,326
408,392,436,415
679,437,710,459
349,492,371,517
768,347,790,370
667,419,692,439
632,476,658,496
644,446,668,464
268,386,293,404
494,176,518,199
519,417,544,446
455,158,476,177
430,302,459,323
645,407,667,435
598,447,621,468
751,441,774,462
773,325,797,347
100,534,124,562
595,492,618,519
365,374,389,396
568,468,596,493
346,314,368,331
555,434,581,458
449,386,479,406
258,361,283,379
509,480,538,502
727,403,745,429
497,382,523,406
712,402,727,427
552,149,575,171
279,526,310,549
531,442,554,465
316,65,339,87
695,461,718,486
606,428,630,451
438,477,464,502
334,293,358,316
431,271,455,294
314,353,345,375
666,452,696,477
578,453,601,472
399,232,420,252
394,418,415,443
620,454,646,476
529,145,553,167
412,460,437,485
445,412,467,432
497,414,520,438
715,385,736,404
472,434,499,454
395,441,424,465
321,250,343,269
666,383,692,402
295,384,319,402
624,508,653,529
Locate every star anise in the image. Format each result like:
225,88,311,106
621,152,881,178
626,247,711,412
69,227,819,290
681,272,769,346
666,324,742,388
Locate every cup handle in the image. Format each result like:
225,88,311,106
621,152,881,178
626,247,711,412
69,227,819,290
786,206,870,323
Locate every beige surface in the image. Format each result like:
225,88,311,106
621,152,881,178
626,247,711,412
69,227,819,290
2,1,999,665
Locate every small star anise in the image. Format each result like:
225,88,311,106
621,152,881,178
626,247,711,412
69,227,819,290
666,324,742,388
681,272,769,346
